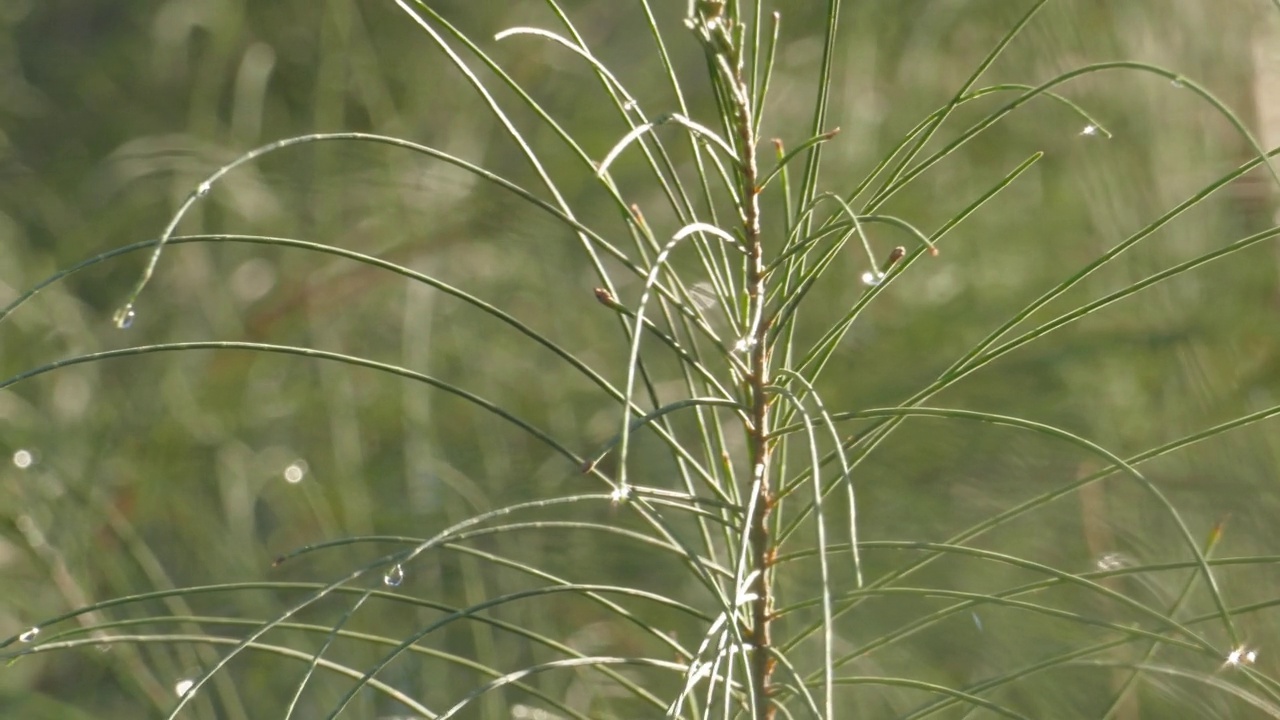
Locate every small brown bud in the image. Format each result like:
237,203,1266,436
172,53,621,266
593,287,617,306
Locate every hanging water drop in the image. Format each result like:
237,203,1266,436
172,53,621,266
195,181,212,198
623,99,638,112
18,627,39,643
113,305,136,329
174,678,196,697
1170,77,1185,89
383,564,405,587
861,270,885,287
1079,124,1098,137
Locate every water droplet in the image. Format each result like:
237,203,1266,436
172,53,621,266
861,270,885,287
1095,552,1130,571
1225,646,1258,668
113,305,136,329
174,678,196,697
1170,77,1185,89
18,627,38,643
623,99,638,112
1079,124,1098,137
12,450,33,469
195,181,211,198
610,484,631,505
283,460,307,484
383,564,405,587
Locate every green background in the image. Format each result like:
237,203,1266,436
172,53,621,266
1,1,1279,717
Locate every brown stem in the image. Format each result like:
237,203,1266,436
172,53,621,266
730,55,776,720
693,6,774,714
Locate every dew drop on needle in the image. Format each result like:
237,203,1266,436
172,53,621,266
384,564,405,587
113,306,136,329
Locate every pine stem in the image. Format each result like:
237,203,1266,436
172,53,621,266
731,28,775,720
692,4,775,714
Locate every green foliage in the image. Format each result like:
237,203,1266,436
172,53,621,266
3,1,1280,718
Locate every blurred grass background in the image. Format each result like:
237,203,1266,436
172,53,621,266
2,0,1280,717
